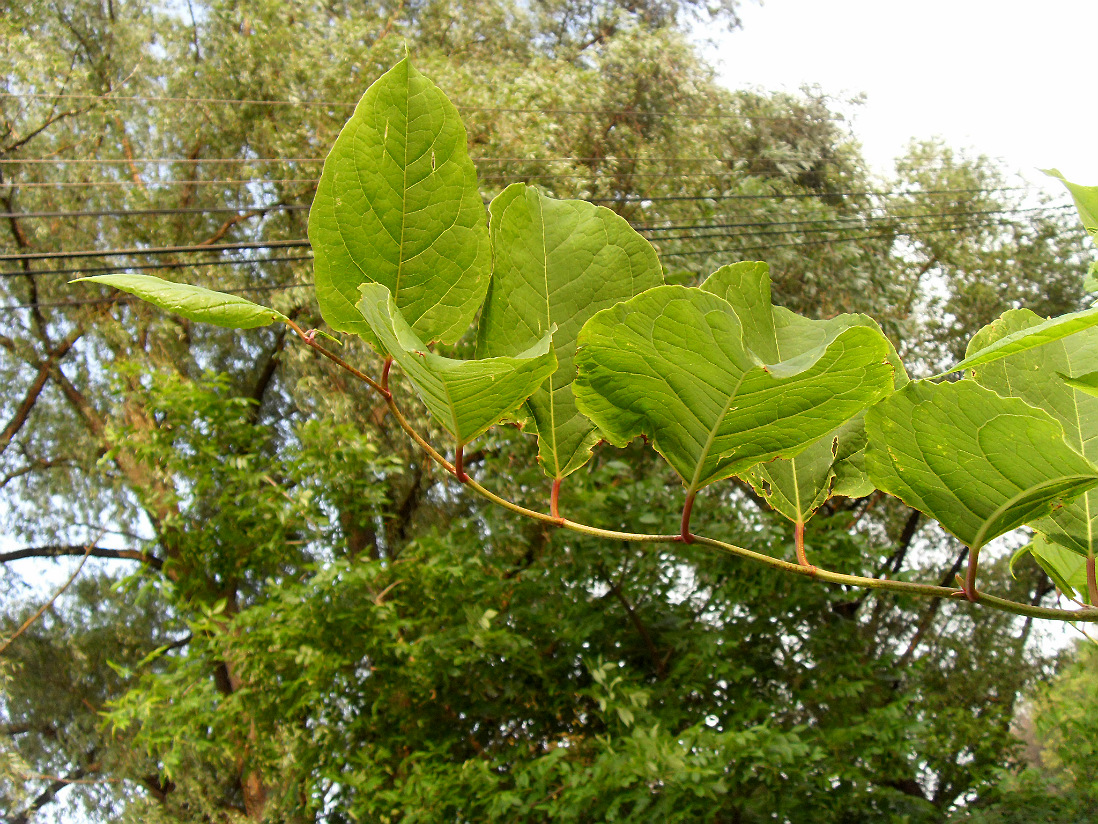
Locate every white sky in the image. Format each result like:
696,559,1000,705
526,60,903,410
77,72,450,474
706,0,1098,193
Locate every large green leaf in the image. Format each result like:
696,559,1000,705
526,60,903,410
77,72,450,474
73,274,288,328
574,285,894,497
966,309,1098,558
309,58,491,346
701,262,905,522
864,379,1098,553
935,303,1098,378
356,283,556,448
476,184,663,479
1043,168,1098,245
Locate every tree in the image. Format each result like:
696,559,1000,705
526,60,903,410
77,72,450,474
2,1,1094,821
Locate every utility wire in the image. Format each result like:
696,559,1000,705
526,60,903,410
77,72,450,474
0,92,842,121
0,255,312,279
0,239,309,264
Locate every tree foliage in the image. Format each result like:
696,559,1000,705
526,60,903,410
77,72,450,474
1,1,1095,822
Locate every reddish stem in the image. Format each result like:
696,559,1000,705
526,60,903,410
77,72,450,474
550,477,562,521
679,491,696,544
381,356,393,396
794,522,816,572
1088,555,1098,607
964,546,981,602
454,445,469,483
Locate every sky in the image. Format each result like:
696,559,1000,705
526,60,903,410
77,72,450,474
705,0,1097,194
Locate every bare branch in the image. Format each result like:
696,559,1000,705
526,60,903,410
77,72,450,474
0,544,162,569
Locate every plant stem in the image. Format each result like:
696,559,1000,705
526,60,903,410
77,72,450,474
1089,555,1098,607
455,444,469,483
680,491,696,543
285,320,386,396
794,521,815,572
964,545,981,603
299,332,1098,624
550,478,562,520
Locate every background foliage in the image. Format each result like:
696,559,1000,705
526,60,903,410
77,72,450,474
1,0,1095,821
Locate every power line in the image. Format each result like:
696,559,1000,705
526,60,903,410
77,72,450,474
0,255,312,279
635,204,1071,233
0,92,841,121
2,178,318,190
0,238,309,264
660,221,1021,257
0,204,310,220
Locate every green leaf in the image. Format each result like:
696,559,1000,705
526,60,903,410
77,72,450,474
1043,168,1098,244
309,58,491,346
864,379,1098,553
936,303,1098,378
1029,533,1090,603
356,283,556,448
574,285,895,497
965,309,1098,558
701,262,906,522
476,184,663,479
73,274,288,328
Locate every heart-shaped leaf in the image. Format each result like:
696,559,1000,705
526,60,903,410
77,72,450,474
966,308,1098,558
476,184,663,479
574,285,894,497
309,58,491,347
701,262,905,522
356,283,556,448
864,379,1098,553
73,274,288,328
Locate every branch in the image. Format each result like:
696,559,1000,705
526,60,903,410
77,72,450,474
0,327,84,457
0,544,162,569
0,536,98,656
292,332,1098,625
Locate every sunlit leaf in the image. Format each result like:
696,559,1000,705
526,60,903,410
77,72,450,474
73,274,288,329
309,58,491,347
476,184,663,479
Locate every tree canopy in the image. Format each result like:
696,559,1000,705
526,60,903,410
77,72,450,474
1,1,1095,822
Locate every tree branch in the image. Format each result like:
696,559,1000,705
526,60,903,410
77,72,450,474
0,544,163,569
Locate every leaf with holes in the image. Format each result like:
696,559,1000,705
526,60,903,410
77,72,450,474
701,262,904,522
73,274,288,328
574,284,895,499
357,283,556,448
309,58,491,347
476,184,663,479
864,379,1098,554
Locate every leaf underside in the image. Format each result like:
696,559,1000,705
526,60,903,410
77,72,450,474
702,262,904,522
864,379,1098,552
356,283,557,448
575,284,895,496
967,309,1098,558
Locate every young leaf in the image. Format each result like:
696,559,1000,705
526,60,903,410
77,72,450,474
864,380,1098,553
309,58,491,347
73,274,288,328
935,303,1098,378
702,262,906,522
574,285,894,497
476,184,663,479
356,283,556,447
966,309,1098,558
1043,168,1098,244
